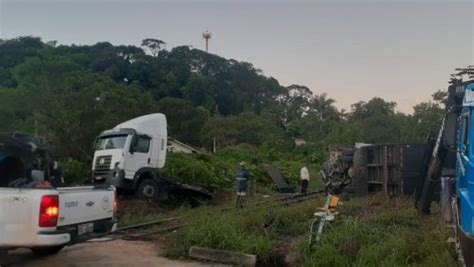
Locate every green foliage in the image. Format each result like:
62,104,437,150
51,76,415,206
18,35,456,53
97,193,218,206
163,145,325,191
0,87,22,131
62,159,91,185
163,153,234,189
201,113,286,150
157,97,209,146
173,214,275,258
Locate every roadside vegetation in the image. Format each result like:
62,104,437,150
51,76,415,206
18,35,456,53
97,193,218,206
141,194,456,267
297,195,456,267
163,198,323,265
163,145,325,191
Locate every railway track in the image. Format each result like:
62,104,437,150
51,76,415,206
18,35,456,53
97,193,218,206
114,190,326,239
249,190,325,207
113,217,185,240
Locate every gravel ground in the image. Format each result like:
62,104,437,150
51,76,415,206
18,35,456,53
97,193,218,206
4,239,228,267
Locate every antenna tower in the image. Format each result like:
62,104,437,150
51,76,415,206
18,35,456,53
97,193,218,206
202,30,212,52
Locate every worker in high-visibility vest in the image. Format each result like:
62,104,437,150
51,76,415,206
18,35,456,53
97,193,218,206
235,161,249,208
236,161,249,195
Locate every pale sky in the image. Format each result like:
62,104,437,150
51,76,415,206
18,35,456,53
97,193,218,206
0,0,472,113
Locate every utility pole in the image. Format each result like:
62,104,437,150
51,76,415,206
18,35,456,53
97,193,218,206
202,30,212,52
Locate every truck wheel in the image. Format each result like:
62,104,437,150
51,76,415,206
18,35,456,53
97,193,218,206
352,147,368,196
31,245,64,256
137,179,159,200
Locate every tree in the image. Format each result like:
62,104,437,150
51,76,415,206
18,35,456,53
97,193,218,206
432,90,448,107
184,75,216,111
0,36,449,156
0,87,22,131
351,97,396,120
201,113,284,150
141,38,166,57
156,97,209,145
283,84,313,125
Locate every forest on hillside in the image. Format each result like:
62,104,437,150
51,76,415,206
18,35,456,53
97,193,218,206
0,37,445,162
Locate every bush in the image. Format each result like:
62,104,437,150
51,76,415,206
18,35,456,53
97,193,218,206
62,158,91,185
163,153,234,190
162,144,327,191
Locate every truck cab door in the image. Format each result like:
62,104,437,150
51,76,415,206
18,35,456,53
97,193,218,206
458,114,469,179
124,135,152,179
457,111,474,234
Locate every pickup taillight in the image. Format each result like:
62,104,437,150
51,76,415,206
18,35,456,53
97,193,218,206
39,195,59,227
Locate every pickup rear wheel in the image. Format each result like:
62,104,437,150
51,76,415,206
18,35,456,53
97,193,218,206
137,178,159,200
31,245,64,256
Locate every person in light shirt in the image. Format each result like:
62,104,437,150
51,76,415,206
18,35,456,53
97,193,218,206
300,166,310,194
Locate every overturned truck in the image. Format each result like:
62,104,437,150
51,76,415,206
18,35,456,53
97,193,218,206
321,144,429,196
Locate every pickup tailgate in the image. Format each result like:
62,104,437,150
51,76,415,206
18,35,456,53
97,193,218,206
0,189,40,246
57,187,115,226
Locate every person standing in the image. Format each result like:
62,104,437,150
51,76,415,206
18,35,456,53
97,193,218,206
235,161,249,208
300,166,310,194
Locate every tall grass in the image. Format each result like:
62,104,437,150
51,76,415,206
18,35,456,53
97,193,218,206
298,195,457,267
165,199,323,263
118,190,456,266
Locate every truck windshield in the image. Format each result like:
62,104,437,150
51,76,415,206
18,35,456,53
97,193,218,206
95,135,127,150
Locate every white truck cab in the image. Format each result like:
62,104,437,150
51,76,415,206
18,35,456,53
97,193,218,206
92,114,167,199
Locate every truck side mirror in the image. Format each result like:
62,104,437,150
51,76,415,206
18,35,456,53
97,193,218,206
444,113,457,148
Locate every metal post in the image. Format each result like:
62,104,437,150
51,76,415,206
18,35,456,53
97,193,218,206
383,146,388,195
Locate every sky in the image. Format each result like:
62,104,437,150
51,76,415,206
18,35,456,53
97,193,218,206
0,0,472,113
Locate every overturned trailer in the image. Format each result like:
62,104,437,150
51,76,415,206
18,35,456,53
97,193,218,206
321,144,429,196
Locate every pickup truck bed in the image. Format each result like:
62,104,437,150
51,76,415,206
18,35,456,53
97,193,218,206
0,186,117,253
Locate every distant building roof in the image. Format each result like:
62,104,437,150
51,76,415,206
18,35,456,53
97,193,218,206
167,138,203,154
293,138,307,147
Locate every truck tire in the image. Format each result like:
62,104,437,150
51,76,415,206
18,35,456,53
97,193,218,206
31,245,64,256
137,178,160,200
352,147,368,196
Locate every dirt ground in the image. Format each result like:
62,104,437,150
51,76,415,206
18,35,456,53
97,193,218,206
4,239,228,267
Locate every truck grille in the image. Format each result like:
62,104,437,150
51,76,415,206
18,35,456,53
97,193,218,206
94,155,112,177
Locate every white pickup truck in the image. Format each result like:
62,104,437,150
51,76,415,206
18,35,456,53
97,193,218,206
0,186,117,257
0,133,117,259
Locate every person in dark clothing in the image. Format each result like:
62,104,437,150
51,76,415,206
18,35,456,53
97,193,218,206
0,155,25,187
235,161,249,208
48,161,64,188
